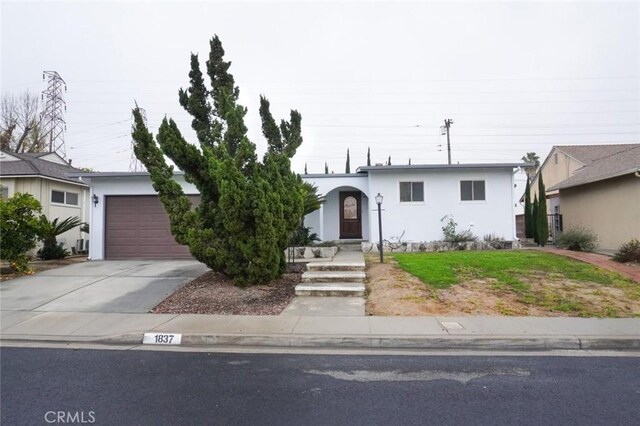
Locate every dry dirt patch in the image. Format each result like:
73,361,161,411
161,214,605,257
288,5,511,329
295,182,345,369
152,264,303,315
365,257,640,317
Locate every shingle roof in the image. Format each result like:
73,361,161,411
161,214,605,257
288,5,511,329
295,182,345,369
555,144,640,165
0,150,87,185
549,144,640,190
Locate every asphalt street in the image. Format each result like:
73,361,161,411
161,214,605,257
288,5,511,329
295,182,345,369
1,348,639,425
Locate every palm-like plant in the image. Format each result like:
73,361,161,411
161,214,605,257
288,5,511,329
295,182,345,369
38,216,82,259
521,152,541,179
300,182,325,216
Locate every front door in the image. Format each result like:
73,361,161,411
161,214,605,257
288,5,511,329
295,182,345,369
340,191,362,239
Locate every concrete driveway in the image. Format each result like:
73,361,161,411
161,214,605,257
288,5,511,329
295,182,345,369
0,260,209,314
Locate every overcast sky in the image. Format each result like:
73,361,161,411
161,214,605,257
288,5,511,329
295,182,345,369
2,0,638,186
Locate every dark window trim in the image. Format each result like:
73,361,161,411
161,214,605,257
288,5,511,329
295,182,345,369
51,189,80,206
460,180,486,201
399,181,425,203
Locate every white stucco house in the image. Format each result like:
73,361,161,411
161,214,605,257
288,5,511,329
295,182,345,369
72,162,525,260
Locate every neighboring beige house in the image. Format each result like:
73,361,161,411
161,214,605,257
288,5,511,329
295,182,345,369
527,144,640,215
0,149,91,254
547,144,640,252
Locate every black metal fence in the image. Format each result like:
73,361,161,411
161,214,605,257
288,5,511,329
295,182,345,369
548,213,563,244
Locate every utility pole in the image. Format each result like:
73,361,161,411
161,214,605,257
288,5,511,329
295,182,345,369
442,118,453,165
41,71,67,159
129,108,147,172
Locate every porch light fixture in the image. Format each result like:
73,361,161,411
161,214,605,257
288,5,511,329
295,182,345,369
92,194,99,207
375,193,384,263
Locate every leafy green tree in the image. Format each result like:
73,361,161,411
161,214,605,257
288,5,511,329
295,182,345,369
345,148,350,173
537,174,549,246
524,178,533,238
37,216,81,259
131,36,305,285
367,147,371,166
532,194,539,244
0,193,42,271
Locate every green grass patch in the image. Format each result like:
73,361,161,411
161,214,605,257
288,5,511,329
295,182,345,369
392,250,631,292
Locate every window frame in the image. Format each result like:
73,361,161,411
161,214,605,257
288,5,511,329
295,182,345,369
459,180,486,202
51,189,80,207
399,181,425,203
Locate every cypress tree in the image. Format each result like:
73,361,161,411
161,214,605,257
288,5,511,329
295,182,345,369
408,158,411,165
345,149,350,173
388,156,391,165
532,194,539,244
324,162,328,174
524,178,532,238
367,147,371,166
537,174,549,246
132,36,304,285
304,162,307,174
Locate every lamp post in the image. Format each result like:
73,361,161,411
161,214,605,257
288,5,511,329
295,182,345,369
375,193,384,263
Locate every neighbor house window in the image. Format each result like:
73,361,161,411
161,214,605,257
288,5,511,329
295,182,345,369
400,182,424,202
1,186,8,200
51,190,79,206
460,180,485,201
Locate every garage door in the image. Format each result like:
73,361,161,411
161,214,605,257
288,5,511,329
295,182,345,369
105,195,198,259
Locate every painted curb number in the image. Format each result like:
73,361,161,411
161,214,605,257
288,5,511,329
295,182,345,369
143,333,182,345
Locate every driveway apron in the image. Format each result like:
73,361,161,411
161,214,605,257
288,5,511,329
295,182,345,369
0,261,209,314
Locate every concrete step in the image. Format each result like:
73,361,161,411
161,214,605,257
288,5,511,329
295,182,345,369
280,297,365,315
295,282,366,297
338,244,363,252
301,270,366,283
306,261,365,272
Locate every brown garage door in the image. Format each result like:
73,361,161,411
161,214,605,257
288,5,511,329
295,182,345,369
105,195,198,259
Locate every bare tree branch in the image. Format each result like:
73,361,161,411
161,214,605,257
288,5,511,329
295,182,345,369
0,91,45,153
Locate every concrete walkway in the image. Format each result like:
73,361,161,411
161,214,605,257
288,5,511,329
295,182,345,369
285,249,367,315
536,247,640,282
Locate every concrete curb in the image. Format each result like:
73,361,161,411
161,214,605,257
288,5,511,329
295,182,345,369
4,334,639,351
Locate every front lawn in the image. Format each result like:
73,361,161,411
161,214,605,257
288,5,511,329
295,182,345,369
365,251,640,317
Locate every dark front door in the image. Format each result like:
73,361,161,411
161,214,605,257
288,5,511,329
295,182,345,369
339,191,362,239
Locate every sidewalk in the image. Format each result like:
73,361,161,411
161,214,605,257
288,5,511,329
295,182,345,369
536,247,640,283
2,248,639,352
2,310,639,350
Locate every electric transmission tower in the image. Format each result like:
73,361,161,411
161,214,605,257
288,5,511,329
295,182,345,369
129,108,147,172
40,71,67,159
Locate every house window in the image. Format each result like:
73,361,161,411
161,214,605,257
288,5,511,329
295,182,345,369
400,182,424,202
51,190,79,206
460,180,486,201
1,186,8,200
